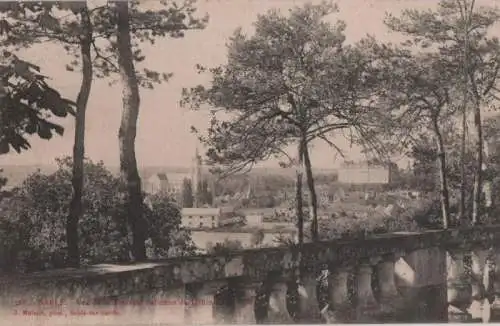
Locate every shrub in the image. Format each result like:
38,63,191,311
206,239,244,254
0,157,195,272
315,204,422,240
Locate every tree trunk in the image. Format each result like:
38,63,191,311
296,143,304,248
66,7,93,268
459,0,472,224
459,106,467,223
115,1,146,261
432,117,450,229
472,99,483,225
302,140,319,242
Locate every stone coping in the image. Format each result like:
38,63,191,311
1,225,499,301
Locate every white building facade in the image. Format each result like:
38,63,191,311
181,207,238,229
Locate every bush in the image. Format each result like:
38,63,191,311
315,204,422,240
206,239,244,254
144,193,196,258
250,229,265,247
0,157,195,272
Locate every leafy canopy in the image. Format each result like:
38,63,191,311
385,0,500,107
0,157,194,271
0,0,208,88
0,50,75,154
182,1,401,175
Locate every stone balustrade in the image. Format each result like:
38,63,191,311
2,226,500,325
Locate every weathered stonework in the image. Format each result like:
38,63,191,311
2,226,500,324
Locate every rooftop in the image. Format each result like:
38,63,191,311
239,208,276,216
181,207,221,215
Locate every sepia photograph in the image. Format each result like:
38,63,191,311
0,0,500,324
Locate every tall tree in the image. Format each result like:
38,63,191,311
181,178,194,208
67,4,93,267
375,48,460,228
2,0,207,262
182,2,382,242
2,2,103,266
110,0,207,259
198,179,213,206
114,0,147,261
458,0,475,222
386,0,500,224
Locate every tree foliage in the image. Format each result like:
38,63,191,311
0,50,75,154
0,0,208,264
197,179,213,206
409,131,476,208
385,0,500,223
0,0,208,88
206,239,244,255
0,157,193,272
182,2,378,173
182,1,392,242
144,193,196,258
181,177,194,207
250,229,265,248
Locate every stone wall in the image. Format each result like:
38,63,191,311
1,226,500,324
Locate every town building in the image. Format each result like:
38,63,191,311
181,207,238,229
245,213,263,226
239,208,276,226
144,172,190,195
143,147,215,200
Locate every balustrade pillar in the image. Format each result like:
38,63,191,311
377,254,403,313
265,281,293,324
233,282,259,324
355,260,380,322
186,281,226,325
493,252,500,298
325,267,354,323
491,251,500,320
470,250,488,300
447,250,471,307
395,247,447,322
468,249,492,322
297,272,322,323
329,267,351,308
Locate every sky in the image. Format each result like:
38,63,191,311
0,0,498,169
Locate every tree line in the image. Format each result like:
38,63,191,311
181,177,213,208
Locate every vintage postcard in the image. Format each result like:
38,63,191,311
0,0,499,325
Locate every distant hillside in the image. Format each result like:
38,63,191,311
1,165,58,189
0,163,338,190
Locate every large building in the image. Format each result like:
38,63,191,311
145,172,190,195
181,207,238,229
143,148,214,200
239,208,276,226
337,161,398,185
